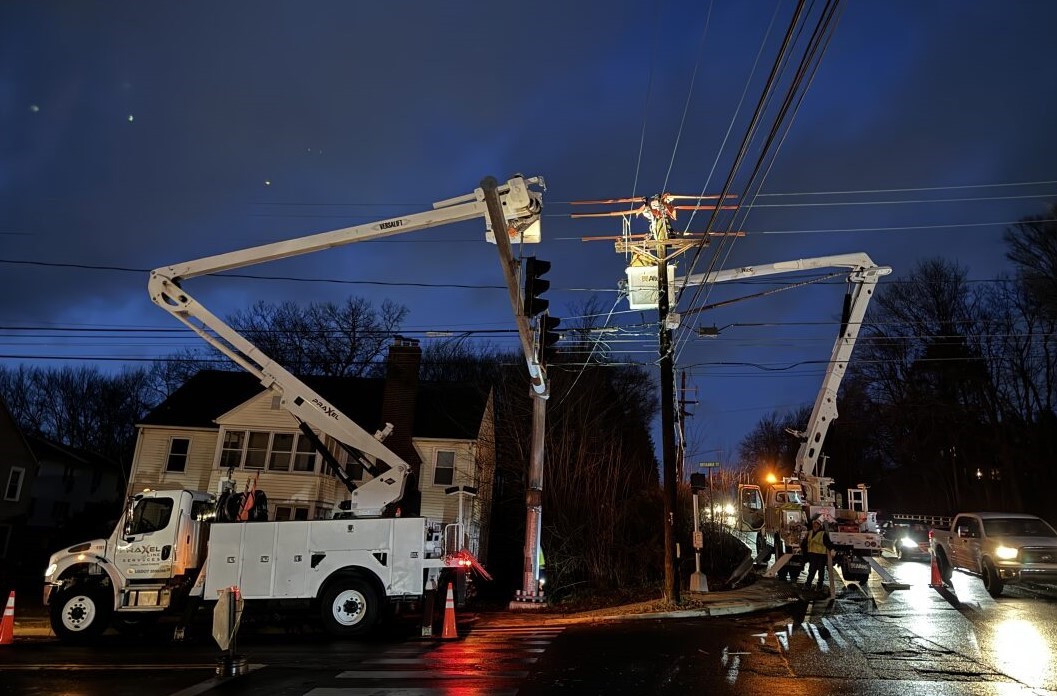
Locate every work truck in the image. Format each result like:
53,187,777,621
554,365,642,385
43,175,546,642
680,254,892,584
929,512,1057,597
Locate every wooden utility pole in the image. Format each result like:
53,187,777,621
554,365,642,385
654,215,680,604
570,191,739,605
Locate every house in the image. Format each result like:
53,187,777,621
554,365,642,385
126,338,496,560
0,394,124,603
0,395,36,574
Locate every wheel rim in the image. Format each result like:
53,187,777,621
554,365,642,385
331,589,367,626
61,595,97,632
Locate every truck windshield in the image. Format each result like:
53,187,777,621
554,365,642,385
983,518,1057,538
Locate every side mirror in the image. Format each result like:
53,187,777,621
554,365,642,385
122,496,137,539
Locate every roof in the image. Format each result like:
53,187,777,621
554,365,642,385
140,369,489,440
25,433,120,473
139,370,263,428
961,512,1045,520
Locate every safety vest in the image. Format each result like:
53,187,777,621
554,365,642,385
807,529,828,554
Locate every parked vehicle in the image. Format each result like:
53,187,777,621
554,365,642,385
929,512,1057,597
880,522,931,561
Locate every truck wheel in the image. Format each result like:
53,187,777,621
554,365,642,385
982,560,1005,598
936,549,953,583
50,587,113,642
320,576,380,637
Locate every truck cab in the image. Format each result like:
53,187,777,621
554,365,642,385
43,489,214,640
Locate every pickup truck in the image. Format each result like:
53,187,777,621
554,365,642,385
929,512,1057,597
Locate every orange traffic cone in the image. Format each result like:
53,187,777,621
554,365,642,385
929,554,945,588
0,591,15,645
441,582,457,639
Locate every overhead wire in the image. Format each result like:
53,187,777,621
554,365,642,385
675,0,846,364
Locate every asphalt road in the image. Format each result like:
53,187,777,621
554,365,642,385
2,556,1056,695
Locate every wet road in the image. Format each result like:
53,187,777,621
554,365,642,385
1,556,1055,695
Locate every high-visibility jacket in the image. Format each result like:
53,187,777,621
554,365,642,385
806,529,829,555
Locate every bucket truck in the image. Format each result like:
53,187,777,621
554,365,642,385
678,253,893,583
42,175,544,642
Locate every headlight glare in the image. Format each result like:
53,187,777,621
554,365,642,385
44,563,57,578
995,545,1018,560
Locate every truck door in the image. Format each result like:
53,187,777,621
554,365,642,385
736,485,765,532
113,493,183,581
952,516,981,570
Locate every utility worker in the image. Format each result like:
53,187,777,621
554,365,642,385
801,516,833,591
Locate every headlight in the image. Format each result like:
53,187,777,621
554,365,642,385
44,563,57,578
900,538,919,549
995,545,1019,560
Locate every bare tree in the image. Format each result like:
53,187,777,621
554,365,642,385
227,297,408,377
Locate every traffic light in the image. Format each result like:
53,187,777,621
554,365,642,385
539,314,561,364
522,257,551,317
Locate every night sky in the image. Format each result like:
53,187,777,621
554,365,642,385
3,1,1056,467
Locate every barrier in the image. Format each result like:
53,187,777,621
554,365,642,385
929,554,945,588
441,582,457,639
0,591,14,645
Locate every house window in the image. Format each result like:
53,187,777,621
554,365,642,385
166,437,191,472
245,431,269,470
219,430,269,470
325,437,363,481
223,430,319,473
274,505,309,521
220,431,245,469
4,467,25,501
433,450,456,486
268,433,318,473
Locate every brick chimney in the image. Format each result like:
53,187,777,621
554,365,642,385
380,336,423,477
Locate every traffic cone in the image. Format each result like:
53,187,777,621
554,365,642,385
441,582,457,639
929,554,945,588
0,591,15,645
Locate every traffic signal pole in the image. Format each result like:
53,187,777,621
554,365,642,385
480,177,548,607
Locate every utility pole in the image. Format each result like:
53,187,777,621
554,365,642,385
569,191,739,605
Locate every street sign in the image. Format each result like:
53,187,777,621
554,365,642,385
699,461,721,468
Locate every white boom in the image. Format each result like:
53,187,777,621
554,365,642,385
148,175,545,517
680,253,892,505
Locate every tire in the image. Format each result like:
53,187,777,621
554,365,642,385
50,587,113,642
320,575,380,637
982,559,1005,598
936,549,953,583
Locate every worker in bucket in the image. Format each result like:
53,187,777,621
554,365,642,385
801,515,833,591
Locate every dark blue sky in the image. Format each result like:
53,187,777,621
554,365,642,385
3,1,1056,467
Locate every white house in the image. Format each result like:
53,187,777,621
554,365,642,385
126,339,496,560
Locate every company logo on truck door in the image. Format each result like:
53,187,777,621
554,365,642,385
311,398,339,419
378,219,404,230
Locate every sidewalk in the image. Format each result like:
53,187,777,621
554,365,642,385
471,575,803,628
8,577,804,641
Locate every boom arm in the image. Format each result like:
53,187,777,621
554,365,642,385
148,175,544,517
681,253,892,503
